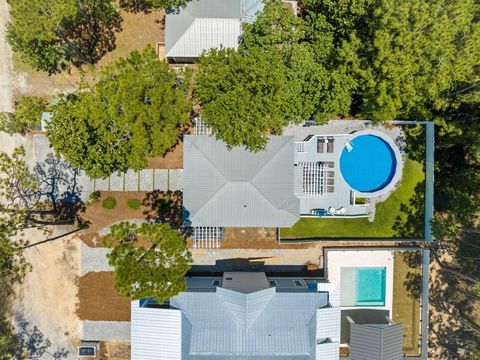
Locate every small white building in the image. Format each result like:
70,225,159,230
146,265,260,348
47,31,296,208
165,0,264,63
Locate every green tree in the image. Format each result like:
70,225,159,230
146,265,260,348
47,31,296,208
119,0,186,12
241,0,304,49
106,222,191,303
195,47,300,150
0,147,39,230
7,0,121,73
48,46,191,178
0,97,48,134
349,0,480,120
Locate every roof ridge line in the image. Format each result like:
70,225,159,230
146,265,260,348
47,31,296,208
249,137,296,211
166,15,197,57
186,138,228,219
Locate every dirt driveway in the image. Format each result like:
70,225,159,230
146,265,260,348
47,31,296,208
0,0,13,112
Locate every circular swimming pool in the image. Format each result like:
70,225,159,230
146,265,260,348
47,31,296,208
340,133,399,193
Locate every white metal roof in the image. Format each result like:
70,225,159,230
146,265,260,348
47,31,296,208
165,0,264,59
131,301,186,360
183,135,300,227
131,282,342,359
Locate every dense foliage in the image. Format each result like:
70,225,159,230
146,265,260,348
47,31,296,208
106,222,191,303
47,46,191,178
195,0,354,150
6,0,121,73
0,149,33,358
0,97,48,134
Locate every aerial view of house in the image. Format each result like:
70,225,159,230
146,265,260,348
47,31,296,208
0,0,479,360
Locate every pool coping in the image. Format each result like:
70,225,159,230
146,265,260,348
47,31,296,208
342,129,404,199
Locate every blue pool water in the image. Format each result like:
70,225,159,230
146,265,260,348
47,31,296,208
340,135,397,192
356,267,386,305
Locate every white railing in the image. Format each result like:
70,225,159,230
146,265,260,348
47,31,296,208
294,141,306,152
192,227,224,249
193,117,212,136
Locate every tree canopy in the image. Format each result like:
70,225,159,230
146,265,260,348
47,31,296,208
6,0,121,73
195,0,353,150
348,0,480,120
0,97,48,134
195,47,298,150
47,46,192,178
106,222,191,303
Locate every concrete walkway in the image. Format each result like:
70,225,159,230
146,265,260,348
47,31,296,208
80,321,130,342
32,134,183,202
80,242,113,276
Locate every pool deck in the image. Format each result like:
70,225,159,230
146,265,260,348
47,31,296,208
286,122,403,217
324,249,394,314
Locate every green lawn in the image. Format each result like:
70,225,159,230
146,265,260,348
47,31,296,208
392,251,421,354
280,157,425,239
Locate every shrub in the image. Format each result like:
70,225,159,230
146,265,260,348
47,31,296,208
86,191,101,206
102,197,117,209
127,198,141,210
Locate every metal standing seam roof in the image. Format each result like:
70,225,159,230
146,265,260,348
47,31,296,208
349,322,404,360
165,0,264,58
131,283,342,359
183,135,300,227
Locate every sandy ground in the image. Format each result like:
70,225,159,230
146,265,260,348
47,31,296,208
12,229,81,360
0,0,13,112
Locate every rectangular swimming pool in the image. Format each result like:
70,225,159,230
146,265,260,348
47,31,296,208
340,267,386,307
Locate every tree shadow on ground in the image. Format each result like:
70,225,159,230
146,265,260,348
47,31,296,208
393,181,425,239
400,251,422,298
142,190,183,228
62,5,123,67
14,316,70,359
119,0,153,13
428,272,480,359
119,0,189,14
32,153,86,226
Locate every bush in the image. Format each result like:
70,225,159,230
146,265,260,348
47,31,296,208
102,197,117,209
127,198,141,210
86,191,101,207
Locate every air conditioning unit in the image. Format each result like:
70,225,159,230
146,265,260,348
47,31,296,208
78,341,99,358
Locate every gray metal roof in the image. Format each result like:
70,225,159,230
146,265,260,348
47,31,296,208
183,135,300,227
171,287,330,358
349,322,403,360
131,278,342,360
165,0,264,58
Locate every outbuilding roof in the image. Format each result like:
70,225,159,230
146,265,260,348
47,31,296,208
183,135,300,227
165,0,264,59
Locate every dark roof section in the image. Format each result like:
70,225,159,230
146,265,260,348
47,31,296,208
348,314,403,360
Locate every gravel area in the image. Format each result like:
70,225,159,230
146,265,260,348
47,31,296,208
80,321,131,342
80,242,113,276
